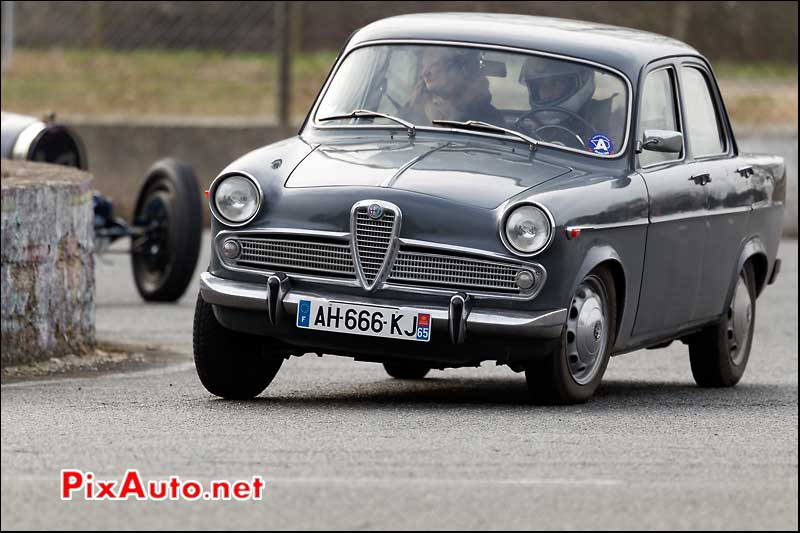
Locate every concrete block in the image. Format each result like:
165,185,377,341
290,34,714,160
1,160,95,365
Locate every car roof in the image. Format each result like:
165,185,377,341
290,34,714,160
348,13,703,81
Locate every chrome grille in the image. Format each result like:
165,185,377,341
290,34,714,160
235,237,355,277
220,231,539,297
389,250,524,293
353,207,396,285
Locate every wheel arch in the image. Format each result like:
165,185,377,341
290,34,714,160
736,237,769,299
572,244,627,343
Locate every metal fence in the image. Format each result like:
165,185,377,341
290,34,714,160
1,1,295,123
5,1,285,51
1,1,797,124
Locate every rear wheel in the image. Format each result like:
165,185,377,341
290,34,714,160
525,267,617,404
193,294,285,399
383,362,430,380
688,262,756,387
131,158,202,302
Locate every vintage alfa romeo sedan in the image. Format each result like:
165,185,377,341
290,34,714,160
194,14,785,403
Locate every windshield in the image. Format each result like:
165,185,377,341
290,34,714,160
314,44,629,156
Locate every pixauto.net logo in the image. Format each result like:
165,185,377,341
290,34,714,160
61,469,265,501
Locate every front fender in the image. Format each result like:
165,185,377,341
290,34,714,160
572,241,629,346
510,170,648,347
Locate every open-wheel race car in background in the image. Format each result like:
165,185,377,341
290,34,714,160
195,13,786,404
1,111,202,302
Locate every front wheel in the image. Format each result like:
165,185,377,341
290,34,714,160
131,158,202,302
193,294,285,399
525,267,617,404
688,262,756,387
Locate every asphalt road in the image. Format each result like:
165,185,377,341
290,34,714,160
1,235,797,530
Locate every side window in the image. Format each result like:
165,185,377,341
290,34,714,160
681,67,726,157
639,68,680,167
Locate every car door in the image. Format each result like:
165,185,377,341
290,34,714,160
678,62,751,320
633,64,710,336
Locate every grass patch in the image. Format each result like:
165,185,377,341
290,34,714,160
1,47,337,119
1,48,796,127
714,61,798,80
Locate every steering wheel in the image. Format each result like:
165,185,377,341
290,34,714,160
514,107,598,150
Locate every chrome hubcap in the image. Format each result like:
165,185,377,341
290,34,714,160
566,278,608,385
728,275,752,366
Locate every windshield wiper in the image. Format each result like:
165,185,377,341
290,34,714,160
431,120,538,151
318,109,416,137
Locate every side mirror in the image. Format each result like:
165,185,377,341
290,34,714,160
641,129,683,153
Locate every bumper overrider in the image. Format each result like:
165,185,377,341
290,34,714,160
200,272,566,366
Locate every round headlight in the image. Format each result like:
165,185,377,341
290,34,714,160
213,175,260,224
504,205,552,255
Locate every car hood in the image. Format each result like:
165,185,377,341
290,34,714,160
285,139,571,209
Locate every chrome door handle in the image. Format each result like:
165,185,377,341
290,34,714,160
737,166,754,178
689,173,711,185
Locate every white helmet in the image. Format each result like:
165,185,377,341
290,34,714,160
520,56,595,124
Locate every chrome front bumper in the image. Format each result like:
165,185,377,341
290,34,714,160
199,272,566,342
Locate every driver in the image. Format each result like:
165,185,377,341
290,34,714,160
403,47,504,126
519,56,620,152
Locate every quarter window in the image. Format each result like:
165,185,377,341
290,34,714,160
681,67,726,157
639,68,681,167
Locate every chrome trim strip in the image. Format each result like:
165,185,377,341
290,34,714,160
217,228,351,241
199,272,566,338
207,171,264,228
706,206,753,217
566,219,650,233
307,39,634,160
497,201,556,258
650,211,717,224
397,238,540,266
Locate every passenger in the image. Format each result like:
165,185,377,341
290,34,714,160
403,47,504,126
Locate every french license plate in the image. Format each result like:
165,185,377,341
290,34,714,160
296,298,431,342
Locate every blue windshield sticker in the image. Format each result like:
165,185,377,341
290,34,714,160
589,134,614,155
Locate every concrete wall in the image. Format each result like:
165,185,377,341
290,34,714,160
69,118,798,236
1,160,95,365
70,118,295,227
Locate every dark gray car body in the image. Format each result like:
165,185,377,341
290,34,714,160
200,14,785,368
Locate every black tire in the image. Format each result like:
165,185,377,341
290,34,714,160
131,158,202,302
193,294,285,399
689,262,756,387
383,362,430,380
525,266,617,405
